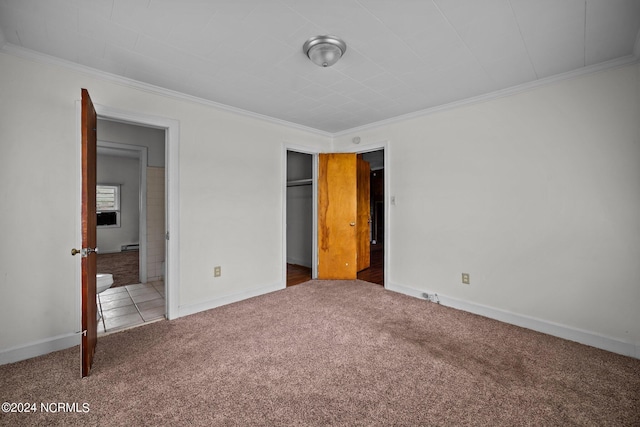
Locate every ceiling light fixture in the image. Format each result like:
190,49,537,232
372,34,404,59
303,35,347,67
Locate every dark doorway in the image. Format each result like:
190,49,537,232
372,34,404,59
286,150,313,286
357,150,384,286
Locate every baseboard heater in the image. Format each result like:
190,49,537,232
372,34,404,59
121,244,139,252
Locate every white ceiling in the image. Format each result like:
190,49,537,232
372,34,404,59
1,0,639,135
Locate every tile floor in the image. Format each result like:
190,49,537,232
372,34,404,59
97,281,165,334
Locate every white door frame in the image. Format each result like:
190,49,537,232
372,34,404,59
76,103,180,320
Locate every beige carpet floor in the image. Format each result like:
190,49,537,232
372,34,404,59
1,280,639,426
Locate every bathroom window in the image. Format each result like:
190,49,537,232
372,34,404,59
97,184,120,227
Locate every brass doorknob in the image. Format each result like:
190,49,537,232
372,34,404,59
71,247,98,256
350,222,356,226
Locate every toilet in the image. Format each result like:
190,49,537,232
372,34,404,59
96,273,114,294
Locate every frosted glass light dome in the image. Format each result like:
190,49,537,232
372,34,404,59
303,35,347,67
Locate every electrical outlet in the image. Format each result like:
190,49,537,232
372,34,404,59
462,273,470,284
214,266,221,277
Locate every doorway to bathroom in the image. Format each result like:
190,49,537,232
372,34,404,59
95,120,167,334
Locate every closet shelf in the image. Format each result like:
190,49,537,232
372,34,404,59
287,178,312,187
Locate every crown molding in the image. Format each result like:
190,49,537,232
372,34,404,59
0,42,334,139
2,41,638,140
332,53,640,138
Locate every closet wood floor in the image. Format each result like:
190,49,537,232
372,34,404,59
287,244,384,287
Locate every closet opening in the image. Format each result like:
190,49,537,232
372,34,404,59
286,150,314,286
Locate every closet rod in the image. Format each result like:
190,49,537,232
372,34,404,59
287,178,312,187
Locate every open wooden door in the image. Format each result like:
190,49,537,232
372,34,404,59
77,88,98,377
356,155,371,272
318,154,357,279
317,153,371,279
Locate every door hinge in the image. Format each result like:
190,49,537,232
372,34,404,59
165,231,170,240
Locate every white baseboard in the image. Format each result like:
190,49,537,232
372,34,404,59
0,282,285,366
5,281,635,366
387,282,639,360
177,281,285,318
0,332,81,366
286,257,312,268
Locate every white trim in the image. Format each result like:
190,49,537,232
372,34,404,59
0,333,81,366
97,141,148,283
4,280,636,364
312,153,318,279
281,146,287,286
164,116,180,320
2,43,638,139
177,281,283,318
139,148,148,283
91,104,181,321
387,281,640,360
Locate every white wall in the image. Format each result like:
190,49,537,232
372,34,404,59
0,51,329,362
96,154,140,253
98,119,165,167
334,64,640,354
286,185,313,267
